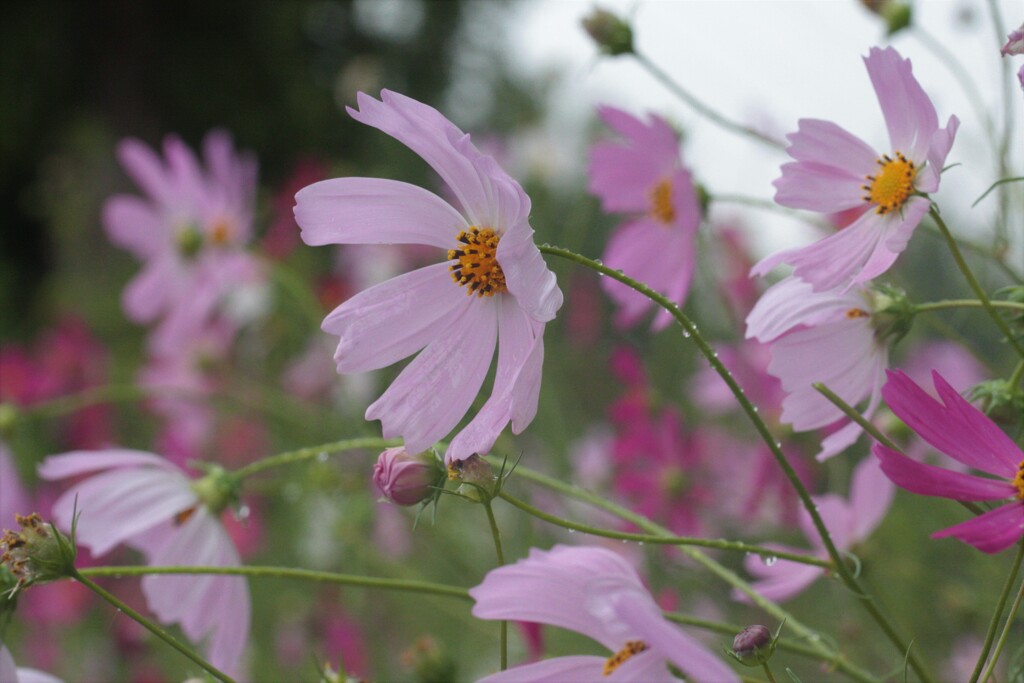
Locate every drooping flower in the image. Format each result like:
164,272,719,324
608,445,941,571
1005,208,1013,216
753,46,959,292
1001,23,1024,56
38,450,250,675
0,647,62,683
103,130,261,345
294,90,562,463
873,370,1024,554
738,457,894,602
745,276,893,460
470,545,739,682
588,106,701,330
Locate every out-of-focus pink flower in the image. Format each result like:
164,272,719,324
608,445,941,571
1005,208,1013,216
690,341,783,420
38,450,250,675
754,47,958,292
746,276,890,460
295,90,562,463
1001,23,1024,56
565,273,604,348
0,647,62,683
264,158,328,259
739,457,894,602
103,130,262,346
873,371,1024,553
470,545,739,682
713,225,761,322
899,340,985,396
588,106,701,330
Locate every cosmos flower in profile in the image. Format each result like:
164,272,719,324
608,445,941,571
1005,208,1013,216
874,370,1024,554
753,46,958,292
294,90,562,463
470,544,739,682
38,449,250,676
588,106,701,330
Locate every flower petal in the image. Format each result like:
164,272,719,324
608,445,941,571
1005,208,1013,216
874,445,1016,501
38,449,183,479
737,550,823,603
122,257,185,324
446,298,543,462
295,177,467,249
608,586,740,683
477,657,607,683
931,503,1024,554
102,196,167,259
917,115,959,193
882,370,1021,477
322,263,472,373
117,138,173,205
366,301,497,454
497,220,563,323
865,47,937,161
850,456,897,542
745,276,851,342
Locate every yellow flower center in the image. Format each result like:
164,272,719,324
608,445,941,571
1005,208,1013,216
845,308,870,319
862,152,916,215
1013,461,1024,500
209,219,233,246
447,227,507,297
649,179,675,225
604,640,649,676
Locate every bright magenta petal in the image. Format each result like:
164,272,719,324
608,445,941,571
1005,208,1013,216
932,503,1024,554
874,445,1016,501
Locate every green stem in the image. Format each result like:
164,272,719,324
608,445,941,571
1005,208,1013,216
539,243,927,681
632,51,784,150
497,491,831,569
22,384,156,419
970,541,1024,683
78,565,471,601
232,437,399,479
929,206,1024,360
496,460,880,683
72,569,236,683
980,570,1024,683
762,662,779,683
914,300,1024,314
482,501,507,671
1010,360,1024,390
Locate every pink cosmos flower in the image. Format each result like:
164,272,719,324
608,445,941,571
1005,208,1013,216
103,130,261,345
1002,23,1024,56
0,647,62,683
873,370,1024,554
753,47,959,291
588,106,701,330
294,90,562,463
738,457,893,602
38,450,250,675
470,545,739,683
746,276,890,460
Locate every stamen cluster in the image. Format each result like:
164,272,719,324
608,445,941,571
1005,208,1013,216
603,640,649,676
649,180,676,224
862,152,916,215
447,227,507,297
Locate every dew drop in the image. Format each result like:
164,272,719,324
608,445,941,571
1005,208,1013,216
316,451,329,463
236,505,251,520
567,529,576,534
762,555,778,567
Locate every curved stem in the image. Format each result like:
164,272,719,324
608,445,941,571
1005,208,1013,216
632,51,784,150
813,383,901,451
495,459,881,683
539,244,929,682
980,570,1024,683
482,501,507,671
77,565,471,601
232,437,398,480
929,206,1024,360
72,569,236,683
762,662,779,683
970,541,1024,683
497,491,831,568
914,299,1024,314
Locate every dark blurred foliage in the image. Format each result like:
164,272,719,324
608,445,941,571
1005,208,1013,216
0,0,530,340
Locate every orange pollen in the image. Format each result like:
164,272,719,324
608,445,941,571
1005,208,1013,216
173,506,198,526
845,308,870,319
209,219,233,245
649,180,675,224
604,640,649,676
1013,461,1024,500
447,227,507,297
861,152,916,215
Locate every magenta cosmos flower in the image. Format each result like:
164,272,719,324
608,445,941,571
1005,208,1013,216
746,276,890,460
470,545,739,683
753,47,959,292
874,370,1024,554
103,130,260,344
739,457,893,602
588,106,701,330
38,450,250,675
294,90,562,463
